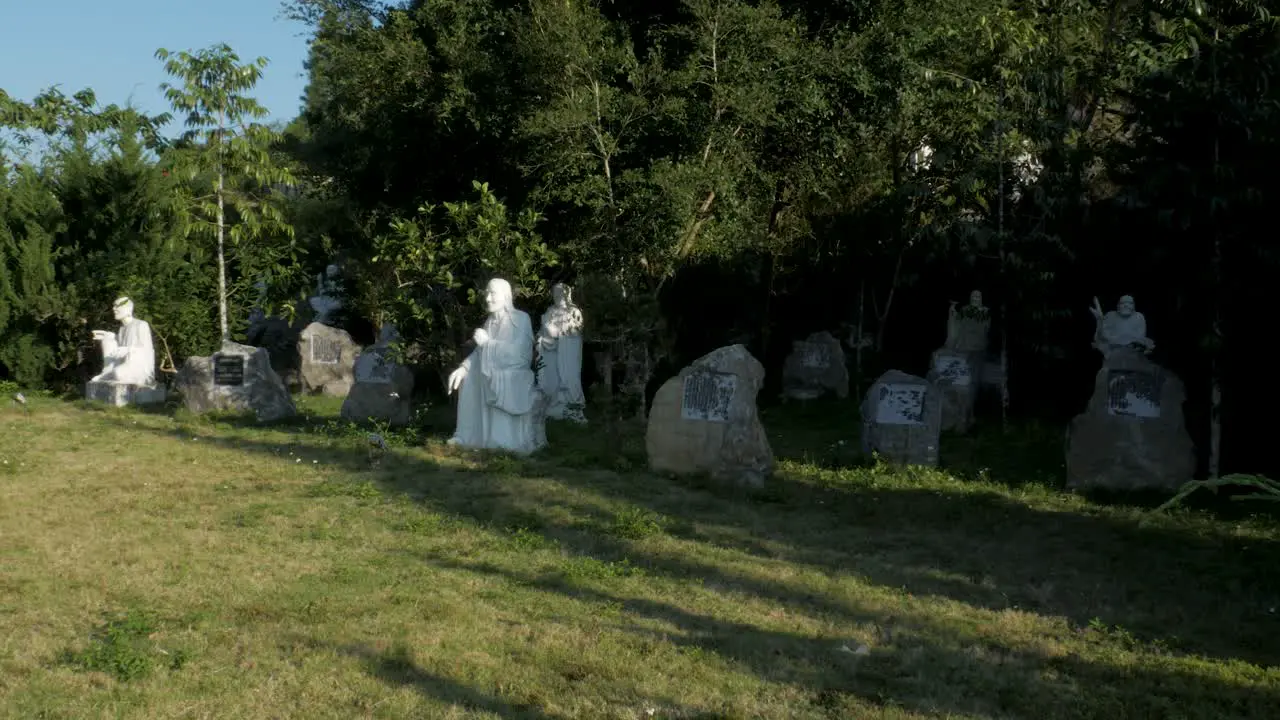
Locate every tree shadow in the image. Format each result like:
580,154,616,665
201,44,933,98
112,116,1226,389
335,642,563,719
416,555,1280,719
105,410,1280,674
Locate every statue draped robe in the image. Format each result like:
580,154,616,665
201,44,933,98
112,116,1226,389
453,308,544,453
94,319,156,385
537,305,585,420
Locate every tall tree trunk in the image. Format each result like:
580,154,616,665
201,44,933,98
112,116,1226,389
1208,29,1223,478
997,75,1011,429
217,170,228,343
761,253,776,357
855,279,866,398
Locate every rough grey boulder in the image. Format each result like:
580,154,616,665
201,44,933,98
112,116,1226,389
860,369,942,466
782,331,849,400
175,341,296,422
297,322,361,396
926,348,981,433
1066,351,1195,491
340,347,415,426
646,344,774,487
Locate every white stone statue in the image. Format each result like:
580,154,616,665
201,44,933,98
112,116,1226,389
446,278,547,454
309,264,343,325
945,290,991,353
536,283,586,422
1090,294,1154,358
906,142,933,174
90,297,156,385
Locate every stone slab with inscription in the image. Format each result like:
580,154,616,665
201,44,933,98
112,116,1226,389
927,348,980,433
341,346,415,426
646,344,773,487
1066,350,1194,491
297,322,361,397
859,369,942,466
781,331,848,400
174,341,296,422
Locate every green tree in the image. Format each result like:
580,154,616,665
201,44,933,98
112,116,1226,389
157,44,299,344
366,180,558,388
0,88,193,387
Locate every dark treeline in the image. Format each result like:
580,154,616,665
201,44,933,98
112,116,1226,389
3,0,1278,475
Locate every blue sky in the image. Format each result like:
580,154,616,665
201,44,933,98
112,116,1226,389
1,0,311,127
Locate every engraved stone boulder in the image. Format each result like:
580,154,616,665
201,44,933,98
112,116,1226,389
926,348,980,433
340,346,415,426
646,344,774,487
174,341,296,422
298,322,361,396
781,331,849,400
860,370,942,466
1066,351,1195,491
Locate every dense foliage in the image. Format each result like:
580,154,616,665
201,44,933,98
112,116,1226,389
3,0,1279,472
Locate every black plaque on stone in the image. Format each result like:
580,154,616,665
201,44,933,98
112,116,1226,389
213,354,246,386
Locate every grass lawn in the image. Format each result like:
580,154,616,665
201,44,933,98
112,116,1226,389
1,394,1278,719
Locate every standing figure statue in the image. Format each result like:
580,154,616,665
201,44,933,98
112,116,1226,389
944,289,991,354
90,297,156,385
309,264,343,325
1089,294,1154,359
536,283,586,422
446,278,547,454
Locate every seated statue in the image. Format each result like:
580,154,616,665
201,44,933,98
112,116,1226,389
1090,295,1154,358
309,264,343,325
90,297,156,385
944,289,991,353
536,283,586,422
446,278,547,454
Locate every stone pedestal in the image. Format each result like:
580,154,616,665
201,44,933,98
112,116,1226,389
782,331,849,400
85,381,166,407
298,322,361,396
860,370,942,466
927,348,980,433
175,342,296,422
1066,351,1195,491
646,344,773,487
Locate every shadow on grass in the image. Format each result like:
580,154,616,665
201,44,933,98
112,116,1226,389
105,406,1280,682
414,554,1280,719
337,643,562,719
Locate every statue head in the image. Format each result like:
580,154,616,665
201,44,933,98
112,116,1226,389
969,289,983,307
552,283,572,306
112,297,134,322
1117,295,1135,317
485,278,514,315
325,264,340,280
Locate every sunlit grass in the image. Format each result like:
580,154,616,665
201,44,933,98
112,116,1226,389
0,395,1276,718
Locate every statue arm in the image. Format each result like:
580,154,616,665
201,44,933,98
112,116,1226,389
1135,313,1154,348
